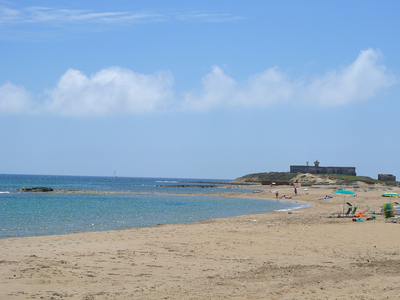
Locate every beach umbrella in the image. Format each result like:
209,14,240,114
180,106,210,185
380,192,400,203
334,190,356,214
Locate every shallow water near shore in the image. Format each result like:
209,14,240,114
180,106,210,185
0,174,307,238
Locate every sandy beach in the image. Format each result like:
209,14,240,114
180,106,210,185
1,185,400,299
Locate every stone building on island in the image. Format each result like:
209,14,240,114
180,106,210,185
290,160,356,176
378,174,396,181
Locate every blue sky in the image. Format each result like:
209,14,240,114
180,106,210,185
1,1,399,180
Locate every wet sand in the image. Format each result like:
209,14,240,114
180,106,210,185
1,185,400,299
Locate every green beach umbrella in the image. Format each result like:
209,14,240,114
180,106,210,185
381,192,400,197
380,192,400,203
334,190,356,214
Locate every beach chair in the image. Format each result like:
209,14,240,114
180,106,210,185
352,205,358,216
382,203,400,223
330,204,354,218
366,205,382,215
345,203,359,218
342,203,358,218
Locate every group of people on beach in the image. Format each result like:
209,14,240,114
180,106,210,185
275,187,298,200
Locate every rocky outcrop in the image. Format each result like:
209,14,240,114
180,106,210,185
232,172,297,184
18,187,54,192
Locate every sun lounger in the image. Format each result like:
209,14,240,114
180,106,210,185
366,205,382,215
352,206,358,215
330,206,355,218
389,216,400,223
330,202,362,218
330,212,349,218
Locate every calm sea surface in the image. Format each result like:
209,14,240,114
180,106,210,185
0,174,308,239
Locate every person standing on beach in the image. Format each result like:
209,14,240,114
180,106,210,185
294,187,297,196
275,191,279,199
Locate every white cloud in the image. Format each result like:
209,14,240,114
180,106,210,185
181,66,296,111
43,67,174,116
0,5,244,40
0,7,20,23
182,48,396,111
0,6,243,27
300,48,397,105
233,68,296,107
181,66,236,111
176,12,245,23
0,82,34,115
0,6,163,25
0,49,396,116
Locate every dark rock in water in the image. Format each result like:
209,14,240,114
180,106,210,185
18,187,54,192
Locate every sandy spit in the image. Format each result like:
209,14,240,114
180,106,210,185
1,185,400,299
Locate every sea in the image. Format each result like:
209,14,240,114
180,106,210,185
0,174,309,239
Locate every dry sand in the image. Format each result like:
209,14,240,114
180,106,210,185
1,185,400,299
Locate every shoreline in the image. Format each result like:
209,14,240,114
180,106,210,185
1,185,400,299
3,188,309,240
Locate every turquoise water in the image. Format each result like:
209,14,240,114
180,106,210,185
0,174,308,239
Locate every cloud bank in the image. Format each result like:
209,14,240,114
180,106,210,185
0,49,396,116
181,66,297,111
300,49,396,105
43,67,174,116
182,48,396,111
